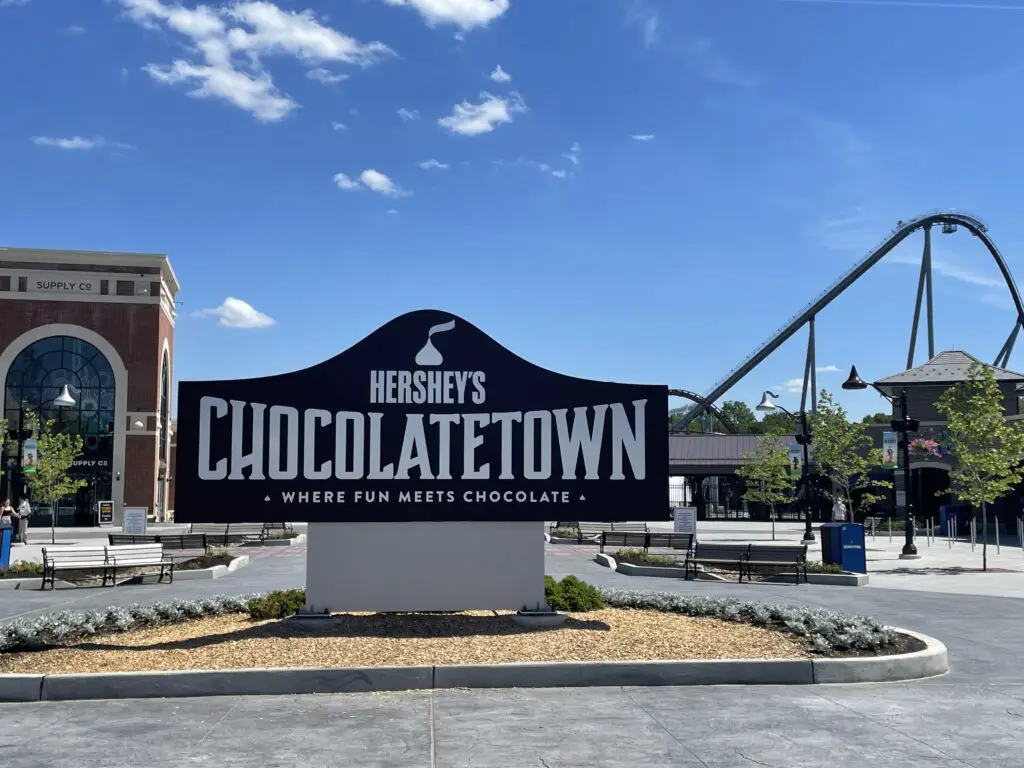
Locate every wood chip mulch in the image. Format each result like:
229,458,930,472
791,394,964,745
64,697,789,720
0,609,809,674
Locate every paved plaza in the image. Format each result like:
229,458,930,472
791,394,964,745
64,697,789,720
1,523,1022,767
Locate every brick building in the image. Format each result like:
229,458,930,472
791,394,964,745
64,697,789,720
0,246,179,526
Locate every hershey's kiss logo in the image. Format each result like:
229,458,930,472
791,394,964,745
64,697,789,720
414,319,456,367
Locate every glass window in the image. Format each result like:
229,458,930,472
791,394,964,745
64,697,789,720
4,336,116,441
159,352,170,462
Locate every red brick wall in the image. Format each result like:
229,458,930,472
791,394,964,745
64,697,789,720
0,299,170,513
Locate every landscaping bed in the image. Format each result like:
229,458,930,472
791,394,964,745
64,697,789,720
0,578,925,673
176,551,235,571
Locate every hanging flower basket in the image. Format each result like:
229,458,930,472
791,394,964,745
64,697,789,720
909,437,941,459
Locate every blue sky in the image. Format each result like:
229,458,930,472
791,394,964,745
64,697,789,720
3,0,1024,420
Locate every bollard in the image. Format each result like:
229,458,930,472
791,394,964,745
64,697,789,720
888,517,892,543
971,518,976,551
996,517,1001,555
948,517,953,549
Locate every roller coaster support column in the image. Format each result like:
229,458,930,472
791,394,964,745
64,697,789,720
907,225,936,369
800,317,817,414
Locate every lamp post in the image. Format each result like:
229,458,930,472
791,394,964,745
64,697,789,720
842,366,920,559
756,390,815,543
50,384,77,543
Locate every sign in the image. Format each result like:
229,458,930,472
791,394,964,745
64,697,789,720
174,310,669,523
21,439,37,474
123,507,148,535
673,506,696,535
98,500,114,526
787,444,803,478
882,432,898,469
30,274,102,295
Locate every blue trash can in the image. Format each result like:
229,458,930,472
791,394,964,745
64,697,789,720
820,523,867,574
0,524,12,569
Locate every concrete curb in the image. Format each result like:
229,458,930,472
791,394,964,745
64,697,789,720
254,534,307,548
594,553,616,569
762,572,870,587
0,577,74,590
0,627,948,701
811,627,948,683
612,561,728,582
172,555,250,582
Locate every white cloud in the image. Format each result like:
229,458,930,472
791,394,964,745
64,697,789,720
626,1,659,48
331,121,347,130
360,169,409,197
306,67,348,84
817,364,841,373
562,141,581,165
193,297,276,329
397,107,421,121
381,0,509,30
386,208,399,215
65,25,86,34
32,136,102,150
438,91,526,136
778,365,842,394
631,133,655,141
118,0,394,122
0,0,31,6
333,169,410,197
333,172,361,190
493,156,568,179
489,64,511,82
551,169,567,179
419,158,449,170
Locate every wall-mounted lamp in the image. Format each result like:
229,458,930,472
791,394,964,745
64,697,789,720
132,419,145,430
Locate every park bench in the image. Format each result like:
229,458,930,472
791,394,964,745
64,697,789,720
189,522,269,545
685,543,751,582
599,531,649,552
647,532,695,553
109,533,208,552
106,543,175,584
612,522,649,533
576,522,615,542
746,544,808,585
41,546,112,590
598,531,694,554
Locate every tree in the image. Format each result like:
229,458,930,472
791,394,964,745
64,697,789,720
759,411,797,435
719,400,760,434
23,416,86,543
809,389,890,518
736,427,794,522
936,362,1024,571
861,411,891,425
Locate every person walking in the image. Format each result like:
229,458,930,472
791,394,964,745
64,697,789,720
16,498,30,545
0,499,14,532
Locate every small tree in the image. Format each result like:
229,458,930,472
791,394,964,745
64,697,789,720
23,416,87,543
936,362,1024,571
810,389,890,519
736,428,793,525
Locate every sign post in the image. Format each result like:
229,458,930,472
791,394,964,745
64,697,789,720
123,507,148,536
174,310,669,613
673,506,696,537
97,500,114,527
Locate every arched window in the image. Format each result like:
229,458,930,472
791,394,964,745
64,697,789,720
159,351,170,462
4,336,116,437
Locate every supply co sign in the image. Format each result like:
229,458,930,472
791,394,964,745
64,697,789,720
174,310,668,523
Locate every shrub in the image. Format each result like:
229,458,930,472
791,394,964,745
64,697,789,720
600,589,895,653
545,575,604,612
0,594,255,653
246,589,306,620
267,530,299,540
613,548,678,567
548,527,579,539
806,562,844,574
0,560,44,577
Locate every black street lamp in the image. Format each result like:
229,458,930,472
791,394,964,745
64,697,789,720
756,390,815,543
842,365,921,559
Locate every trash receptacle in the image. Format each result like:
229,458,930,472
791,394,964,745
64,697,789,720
0,523,12,569
820,523,867,573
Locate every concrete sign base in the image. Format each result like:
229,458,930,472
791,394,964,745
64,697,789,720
305,521,546,613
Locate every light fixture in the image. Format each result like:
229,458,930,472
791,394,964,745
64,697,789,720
755,390,779,412
841,365,868,390
133,419,145,430
53,385,76,408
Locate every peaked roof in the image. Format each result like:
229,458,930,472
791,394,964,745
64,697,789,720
876,350,1024,385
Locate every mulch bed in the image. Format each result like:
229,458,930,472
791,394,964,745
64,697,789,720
176,553,235,571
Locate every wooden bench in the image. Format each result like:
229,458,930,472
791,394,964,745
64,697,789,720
110,533,207,550
41,546,112,590
747,544,808,585
612,522,649,533
107,543,175,584
577,522,615,542
686,543,751,582
647,532,695,553
190,522,270,545
599,531,649,553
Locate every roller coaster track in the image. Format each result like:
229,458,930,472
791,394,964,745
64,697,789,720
676,210,1024,431
668,389,737,434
